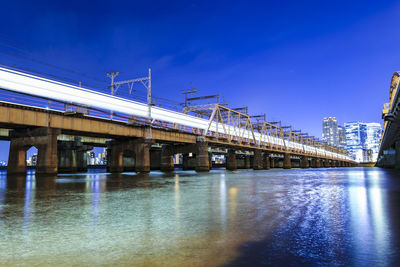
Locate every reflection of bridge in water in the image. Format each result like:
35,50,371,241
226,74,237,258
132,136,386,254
0,66,354,175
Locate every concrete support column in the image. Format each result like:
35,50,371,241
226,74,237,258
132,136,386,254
161,144,174,172
314,158,321,168
301,156,310,168
36,129,59,175
245,155,251,169
326,160,331,167
253,150,263,170
334,161,338,167
135,139,152,173
270,157,275,168
195,137,209,172
182,153,190,170
58,137,91,173
58,143,77,173
76,149,89,172
226,149,237,171
264,153,270,170
7,140,28,175
283,153,291,169
108,141,124,173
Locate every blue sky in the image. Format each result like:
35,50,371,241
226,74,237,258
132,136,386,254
0,0,399,161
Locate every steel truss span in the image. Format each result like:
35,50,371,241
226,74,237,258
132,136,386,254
0,66,349,160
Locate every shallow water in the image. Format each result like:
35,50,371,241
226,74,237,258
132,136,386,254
0,167,400,266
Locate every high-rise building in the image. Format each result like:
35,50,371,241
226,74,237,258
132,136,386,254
322,117,339,147
365,122,383,161
344,122,382,162
87,151,95,165
338,126,346,150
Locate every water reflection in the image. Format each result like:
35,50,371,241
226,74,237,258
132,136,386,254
0,168,399,266
346,169,392,265
85,175,107,225
23,175,35,232
174,173,180,230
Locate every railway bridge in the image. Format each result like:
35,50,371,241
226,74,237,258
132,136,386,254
0,66,354,175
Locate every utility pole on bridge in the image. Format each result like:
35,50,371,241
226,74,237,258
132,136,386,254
107,69,152,138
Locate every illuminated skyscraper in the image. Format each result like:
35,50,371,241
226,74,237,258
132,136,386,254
344,122,382,162
322,117,338,147
345,122,366,162
338,126,346,150
365,122,382,161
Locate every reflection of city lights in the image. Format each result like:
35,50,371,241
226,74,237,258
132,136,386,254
0,177,6,190
220,176,227,232
229,187,238,223
174,174,180,226
229,187,238,196
23,177,36,231
368,170,389,260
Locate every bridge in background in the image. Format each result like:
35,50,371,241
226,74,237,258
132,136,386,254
378,72,400,168
0,66,354,175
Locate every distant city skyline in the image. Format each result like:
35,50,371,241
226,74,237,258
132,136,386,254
322,117,382,162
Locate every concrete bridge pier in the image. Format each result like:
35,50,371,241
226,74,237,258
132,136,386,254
195,137,209,172
182,153,194,170
253,150,263,170
263,153,271,170
226,149,237,171
300,156,310,168
7,140,28,175
135,139,153,173
58,142,77,173
314,158,321,168
161,144,174,172
107,140,124,173
325,160,331,168
283,153,291,169
270,157,275,168
8,127,60,176
244,155,251,169
58,137,92,173
318,159,322,167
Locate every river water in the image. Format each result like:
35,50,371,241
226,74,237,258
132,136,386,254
0,167,399,266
